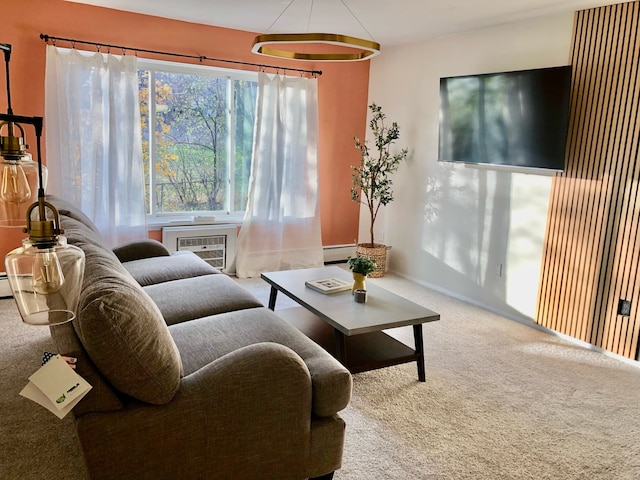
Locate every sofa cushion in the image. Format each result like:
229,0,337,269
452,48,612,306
73,243,182,405
169,307,352,417
49,322,124,416
144,274,264,325
124,251,220,287
112,239,171,263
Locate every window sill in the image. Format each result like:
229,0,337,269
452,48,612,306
147,215,244,231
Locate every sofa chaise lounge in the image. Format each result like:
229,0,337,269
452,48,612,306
46,195,352,480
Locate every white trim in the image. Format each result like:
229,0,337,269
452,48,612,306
390,268,640,367
0,273,12,298
136,55,259,81
323,244,356,263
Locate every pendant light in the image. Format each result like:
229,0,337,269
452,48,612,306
0,43,46,228
3,114,85,326
251,0,380,62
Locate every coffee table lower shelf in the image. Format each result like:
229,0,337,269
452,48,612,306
276,306,424,378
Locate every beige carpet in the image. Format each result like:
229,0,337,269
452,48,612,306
1,272,640,479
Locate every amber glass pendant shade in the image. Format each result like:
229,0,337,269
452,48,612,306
0,152,47,227
5,234,85,325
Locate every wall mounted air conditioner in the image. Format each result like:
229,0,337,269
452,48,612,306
162,225,237,274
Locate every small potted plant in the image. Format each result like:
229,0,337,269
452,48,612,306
351,103,408,277
347,255,377,293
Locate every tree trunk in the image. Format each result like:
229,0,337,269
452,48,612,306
369,206,375,246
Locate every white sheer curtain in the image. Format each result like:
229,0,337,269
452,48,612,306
235,73,324,278
44,45,147,247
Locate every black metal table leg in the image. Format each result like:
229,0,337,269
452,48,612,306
413,324,426,382
268,286,278,310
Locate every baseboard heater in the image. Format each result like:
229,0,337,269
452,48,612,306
0,273,11,298
323,244,356,264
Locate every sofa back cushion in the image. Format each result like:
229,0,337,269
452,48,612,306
74,244,182,404
47,194,103,236
123,251,220,287
49,321,124,415
65,231,182,405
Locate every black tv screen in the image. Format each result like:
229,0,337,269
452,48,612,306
438,65,572,172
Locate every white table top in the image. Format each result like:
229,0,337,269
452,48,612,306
261,266,440,335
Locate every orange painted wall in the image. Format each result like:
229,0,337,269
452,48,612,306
0,0,369,263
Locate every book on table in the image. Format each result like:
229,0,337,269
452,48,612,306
305,277,351,294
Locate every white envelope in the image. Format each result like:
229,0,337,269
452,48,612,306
20,355,92,419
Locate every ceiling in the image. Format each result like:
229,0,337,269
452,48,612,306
66,0,628,47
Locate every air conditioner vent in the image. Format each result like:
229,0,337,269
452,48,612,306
178,235,225,249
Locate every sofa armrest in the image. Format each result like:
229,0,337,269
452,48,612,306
170,308,353,417
181,341,311,400
76,342,318,479
112,239,170,262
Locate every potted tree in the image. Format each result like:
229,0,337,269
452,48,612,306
351,103,408,277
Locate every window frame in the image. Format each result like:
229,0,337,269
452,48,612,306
137,57,258,225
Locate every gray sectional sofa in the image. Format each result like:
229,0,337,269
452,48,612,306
46,196,352,480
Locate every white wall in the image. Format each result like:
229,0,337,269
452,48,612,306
365,12,575,322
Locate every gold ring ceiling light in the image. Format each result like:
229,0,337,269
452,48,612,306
251,0,380,62
252,33,380,62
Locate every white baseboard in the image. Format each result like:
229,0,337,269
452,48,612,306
390,268,640,367
0,273,11,298
323,244,356,264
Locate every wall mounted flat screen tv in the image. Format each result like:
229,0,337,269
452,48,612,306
438,65,572,172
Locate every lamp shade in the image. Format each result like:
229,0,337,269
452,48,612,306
5,235,85,325
0,153,47,227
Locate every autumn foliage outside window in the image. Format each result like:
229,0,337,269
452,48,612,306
137,60,257,217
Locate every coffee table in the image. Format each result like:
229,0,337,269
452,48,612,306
261,266,440,381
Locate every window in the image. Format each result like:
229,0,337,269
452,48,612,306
137,59,258,220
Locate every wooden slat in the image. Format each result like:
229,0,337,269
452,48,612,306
599,4,628,352
571,9,602,343
612,2,640,357
605,3,639,356
536,1,640,360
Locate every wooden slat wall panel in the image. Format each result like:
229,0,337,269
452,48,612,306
536,1,640,360
602,5,640,357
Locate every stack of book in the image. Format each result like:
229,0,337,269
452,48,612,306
305,277,351,294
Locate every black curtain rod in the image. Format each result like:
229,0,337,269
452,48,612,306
39,34,322,77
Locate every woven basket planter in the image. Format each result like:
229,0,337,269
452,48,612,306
355,243,389,278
